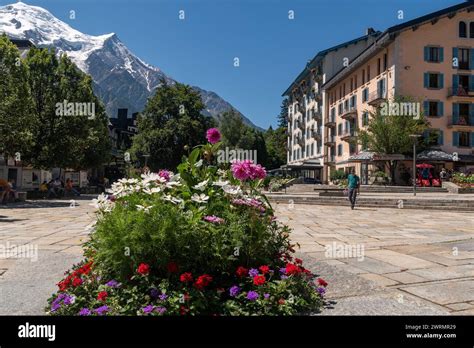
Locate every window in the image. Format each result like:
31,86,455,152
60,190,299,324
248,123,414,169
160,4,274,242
377,58,381,75
424,73,443,89
362,69,365,84
459,132,470,147
337,144,343,156
362,88,368,102
311,143,314,156
354,75,358,89
471,22,474,38
383,53,387,71
338,123,342,135
424,129,443,146
458,48,470,70
425,46,443,63
344,99,349,110
367,65,371,80
459,21,467,38
362,112,369,126
338,103,343,115
350,95,356,108
426,101,441,117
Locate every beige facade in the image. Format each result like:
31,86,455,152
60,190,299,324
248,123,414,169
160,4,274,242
321,2,474,182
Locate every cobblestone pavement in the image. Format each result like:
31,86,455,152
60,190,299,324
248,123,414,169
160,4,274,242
275,203,474,315
1,198,473,315
0,198,95,315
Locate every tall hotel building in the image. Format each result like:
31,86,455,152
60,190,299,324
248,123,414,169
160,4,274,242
284,1,474,183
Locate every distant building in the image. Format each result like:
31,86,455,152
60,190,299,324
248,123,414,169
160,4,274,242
282,29,379,181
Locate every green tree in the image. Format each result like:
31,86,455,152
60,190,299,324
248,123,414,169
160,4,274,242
0,35,35,164
130,80,215,170
357,96,432,184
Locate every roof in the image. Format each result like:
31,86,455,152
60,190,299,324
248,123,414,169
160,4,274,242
417,150,454,161
281,32,380,97
322,1,474,89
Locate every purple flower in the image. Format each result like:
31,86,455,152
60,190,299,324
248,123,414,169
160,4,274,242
63,294,75,305
246,291,259,301
203,215,225,224
249,268,259,277
142,305,154,314
105,280,120,288
155,306,167,314
79,308,91,316
280,275,288,280
206,128,221,144
51,302,61,312
279,267,287,274
229,285,240,297
317,287,326,295
159,293,168,301
150,288,159,299
158,170,171,181
264,293,270,299
94,305,109,315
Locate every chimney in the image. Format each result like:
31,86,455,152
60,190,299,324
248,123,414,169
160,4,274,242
366,27,375,35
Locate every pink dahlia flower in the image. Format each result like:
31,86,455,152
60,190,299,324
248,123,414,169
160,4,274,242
206,128,221,144
203,215,225,224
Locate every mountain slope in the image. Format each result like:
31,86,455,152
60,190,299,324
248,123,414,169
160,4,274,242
0,1,258,128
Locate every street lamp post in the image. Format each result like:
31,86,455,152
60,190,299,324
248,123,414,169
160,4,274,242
143,154,150,169
409,134,421,196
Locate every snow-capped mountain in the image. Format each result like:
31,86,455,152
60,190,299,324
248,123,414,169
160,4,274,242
0,2,257,127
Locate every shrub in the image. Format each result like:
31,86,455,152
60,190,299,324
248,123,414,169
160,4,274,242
330,169,346,182
46,129,326,316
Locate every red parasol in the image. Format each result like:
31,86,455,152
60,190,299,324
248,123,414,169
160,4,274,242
416,163,434,169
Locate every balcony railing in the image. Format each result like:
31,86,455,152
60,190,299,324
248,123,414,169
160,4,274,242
340,106,357,119
448,86,473,98
312,129,322,139
340,129,357,141
324,135,336,145
448,115,473,127
367,90,387,105
325,115,336,127
324,154,336,164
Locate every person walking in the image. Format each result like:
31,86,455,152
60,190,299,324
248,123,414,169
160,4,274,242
347,169,360,210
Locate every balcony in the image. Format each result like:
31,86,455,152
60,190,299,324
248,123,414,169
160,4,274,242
367,90,387,106
324,115,336,127
312,129,322,140
312,109,322,121
340,129,357,142
448,87,474,99
340,106,357,120
324,135,336,146
324,154,336,165
447,115,473,129
296,119,305,130
296,136,304,147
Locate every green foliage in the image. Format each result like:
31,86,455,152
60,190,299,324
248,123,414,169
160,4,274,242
130,79,215,170
47,133,325,315
330,169,346,181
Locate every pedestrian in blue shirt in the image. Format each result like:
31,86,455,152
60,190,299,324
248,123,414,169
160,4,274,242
347,169,360,210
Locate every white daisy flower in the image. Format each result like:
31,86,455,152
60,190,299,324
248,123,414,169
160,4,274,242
222,185,242,195
191,193,209,204
193,179,209,191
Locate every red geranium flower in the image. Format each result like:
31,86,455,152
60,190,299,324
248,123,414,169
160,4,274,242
180,305,189,315
278,298,286,305
317,278,328,287
236,266,248,278
58,280,68,291
285,263,301,275
295,258,303,265
253,275,266,286
259,265,270,274
194,274,212,290
137,263,150,275
179,272,193,283
72,277,83,287
97,291,108,302
167,262,179,273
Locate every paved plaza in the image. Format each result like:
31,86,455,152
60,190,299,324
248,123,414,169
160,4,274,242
0,197,473,315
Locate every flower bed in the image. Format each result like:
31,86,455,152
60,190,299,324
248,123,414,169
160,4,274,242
46,129,326,316
451,173,474,188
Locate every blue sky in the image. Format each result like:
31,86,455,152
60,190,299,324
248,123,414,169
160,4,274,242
3,0,463,128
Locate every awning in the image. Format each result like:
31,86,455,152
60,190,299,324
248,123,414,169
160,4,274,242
281,159,323,170
348,151,406,162
416,150,453,161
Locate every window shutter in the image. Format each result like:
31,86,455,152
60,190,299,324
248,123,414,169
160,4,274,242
453,131,459,147
423,101,429,116
438,101,444,117
452,47,458,68
424,73,429,88
424,47,429,61
439,47,444,62
453,103,459,124
452,74,459,91
471,132,474,147
470,104,474,125
439,73,444,89
470,75,474,92
471,49,474,70
438,130,444,145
